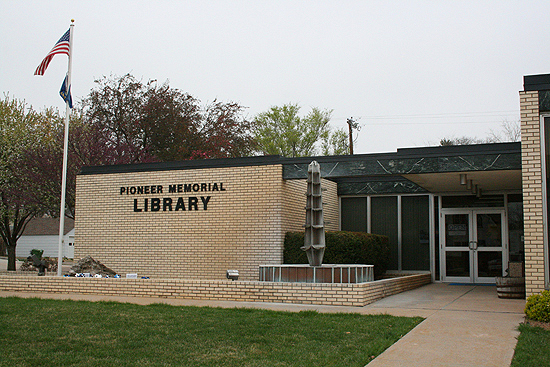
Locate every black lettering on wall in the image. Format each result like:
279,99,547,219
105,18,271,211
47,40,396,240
168,184,176,193
184,184,192,192
163,198,173,211
133,199,142,212
175,197,186,211
201,196,211,210
192,184,200,192
189,197,199,210
151,198,160,211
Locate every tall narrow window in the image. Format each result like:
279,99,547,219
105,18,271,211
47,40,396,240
402,196,430,270
340,197,367,232
371,196,398,270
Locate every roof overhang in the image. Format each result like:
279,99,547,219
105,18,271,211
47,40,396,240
403,170,522,195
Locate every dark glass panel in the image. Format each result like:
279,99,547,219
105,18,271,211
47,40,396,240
446,251,470,277
477,251,502,278
402,196,430,270
445,214,469,247
340,197,367,232
476,214,502,248
442,195,504,208
371,196,398,270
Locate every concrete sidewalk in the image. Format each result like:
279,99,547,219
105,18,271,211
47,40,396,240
363,283,525,367
0,282,525,367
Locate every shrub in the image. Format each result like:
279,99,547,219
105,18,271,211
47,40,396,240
30,249,44,259
525,290,550,323
284,231,390,278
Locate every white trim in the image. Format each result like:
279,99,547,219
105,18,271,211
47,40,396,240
540,114,550,289
439,208,507,283
397,196,402,271
429,194,435,282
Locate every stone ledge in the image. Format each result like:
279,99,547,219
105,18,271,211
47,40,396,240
0,272,431,307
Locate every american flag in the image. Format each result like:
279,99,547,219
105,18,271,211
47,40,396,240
34,29,70,76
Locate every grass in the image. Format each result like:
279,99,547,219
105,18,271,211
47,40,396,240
0,297,422,367
511,323,550,367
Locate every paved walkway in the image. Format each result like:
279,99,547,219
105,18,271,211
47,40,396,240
0,282,525,367
363,283,525,366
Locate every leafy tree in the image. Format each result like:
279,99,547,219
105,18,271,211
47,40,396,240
82,74,156,164
439,136,486,146
0,96,51,270
253,103,334,157
140,81,201,161
322,127,349,156
82,74,253,161
196,100,256,159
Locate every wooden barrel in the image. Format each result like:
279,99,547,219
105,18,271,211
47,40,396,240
496,277,525,299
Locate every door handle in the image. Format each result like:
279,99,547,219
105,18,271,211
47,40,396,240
469,241,478,250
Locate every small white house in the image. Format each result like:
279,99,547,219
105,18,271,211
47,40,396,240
16,217,75,258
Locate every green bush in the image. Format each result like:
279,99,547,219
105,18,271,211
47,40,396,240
284,231,390,278
30,249,44,259
525,290,550,323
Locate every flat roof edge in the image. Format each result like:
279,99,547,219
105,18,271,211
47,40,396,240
79,155,284,175
79,142,520,176
524,74,550,91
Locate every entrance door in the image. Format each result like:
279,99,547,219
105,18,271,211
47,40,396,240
442,209,507,283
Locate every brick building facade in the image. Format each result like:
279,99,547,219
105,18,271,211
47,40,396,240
75,158,338,280
74,75,550,295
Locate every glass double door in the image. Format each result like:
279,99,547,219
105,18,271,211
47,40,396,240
442,209,507,283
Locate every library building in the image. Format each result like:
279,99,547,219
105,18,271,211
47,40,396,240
73,73,550,297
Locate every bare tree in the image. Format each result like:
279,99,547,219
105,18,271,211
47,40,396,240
487,119,521,143
440,119,521,146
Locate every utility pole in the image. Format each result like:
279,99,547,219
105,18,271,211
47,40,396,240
347,117,359,155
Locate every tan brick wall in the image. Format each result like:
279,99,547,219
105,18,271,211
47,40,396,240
281,178,339,234
75,164,339,281
520,90,547,296
321,179,340,231
0,272,431,307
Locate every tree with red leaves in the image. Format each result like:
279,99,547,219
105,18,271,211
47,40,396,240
83,74,254,161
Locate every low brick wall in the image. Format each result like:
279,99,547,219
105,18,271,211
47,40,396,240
0,272,431,307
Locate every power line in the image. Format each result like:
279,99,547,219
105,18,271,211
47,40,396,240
333,110,519,122
348,120,516,126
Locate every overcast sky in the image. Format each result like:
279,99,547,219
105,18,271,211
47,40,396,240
2,1,550,154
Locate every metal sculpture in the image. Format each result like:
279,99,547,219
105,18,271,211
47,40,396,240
301,161,325,266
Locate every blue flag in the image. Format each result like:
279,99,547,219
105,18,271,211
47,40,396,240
59,74,73,108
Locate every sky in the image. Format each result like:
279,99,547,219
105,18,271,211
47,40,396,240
2,1,550,154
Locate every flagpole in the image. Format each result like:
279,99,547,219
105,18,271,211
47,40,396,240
57,20,74,276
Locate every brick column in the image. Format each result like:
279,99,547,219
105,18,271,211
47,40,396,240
520,91,546,296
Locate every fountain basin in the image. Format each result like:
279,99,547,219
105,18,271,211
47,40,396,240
259,264,373,284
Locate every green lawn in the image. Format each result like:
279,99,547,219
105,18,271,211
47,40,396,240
0,297,422,367
511,323,550,367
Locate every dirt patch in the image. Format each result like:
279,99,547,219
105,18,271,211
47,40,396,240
69,256,117,277
523,318,550,330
